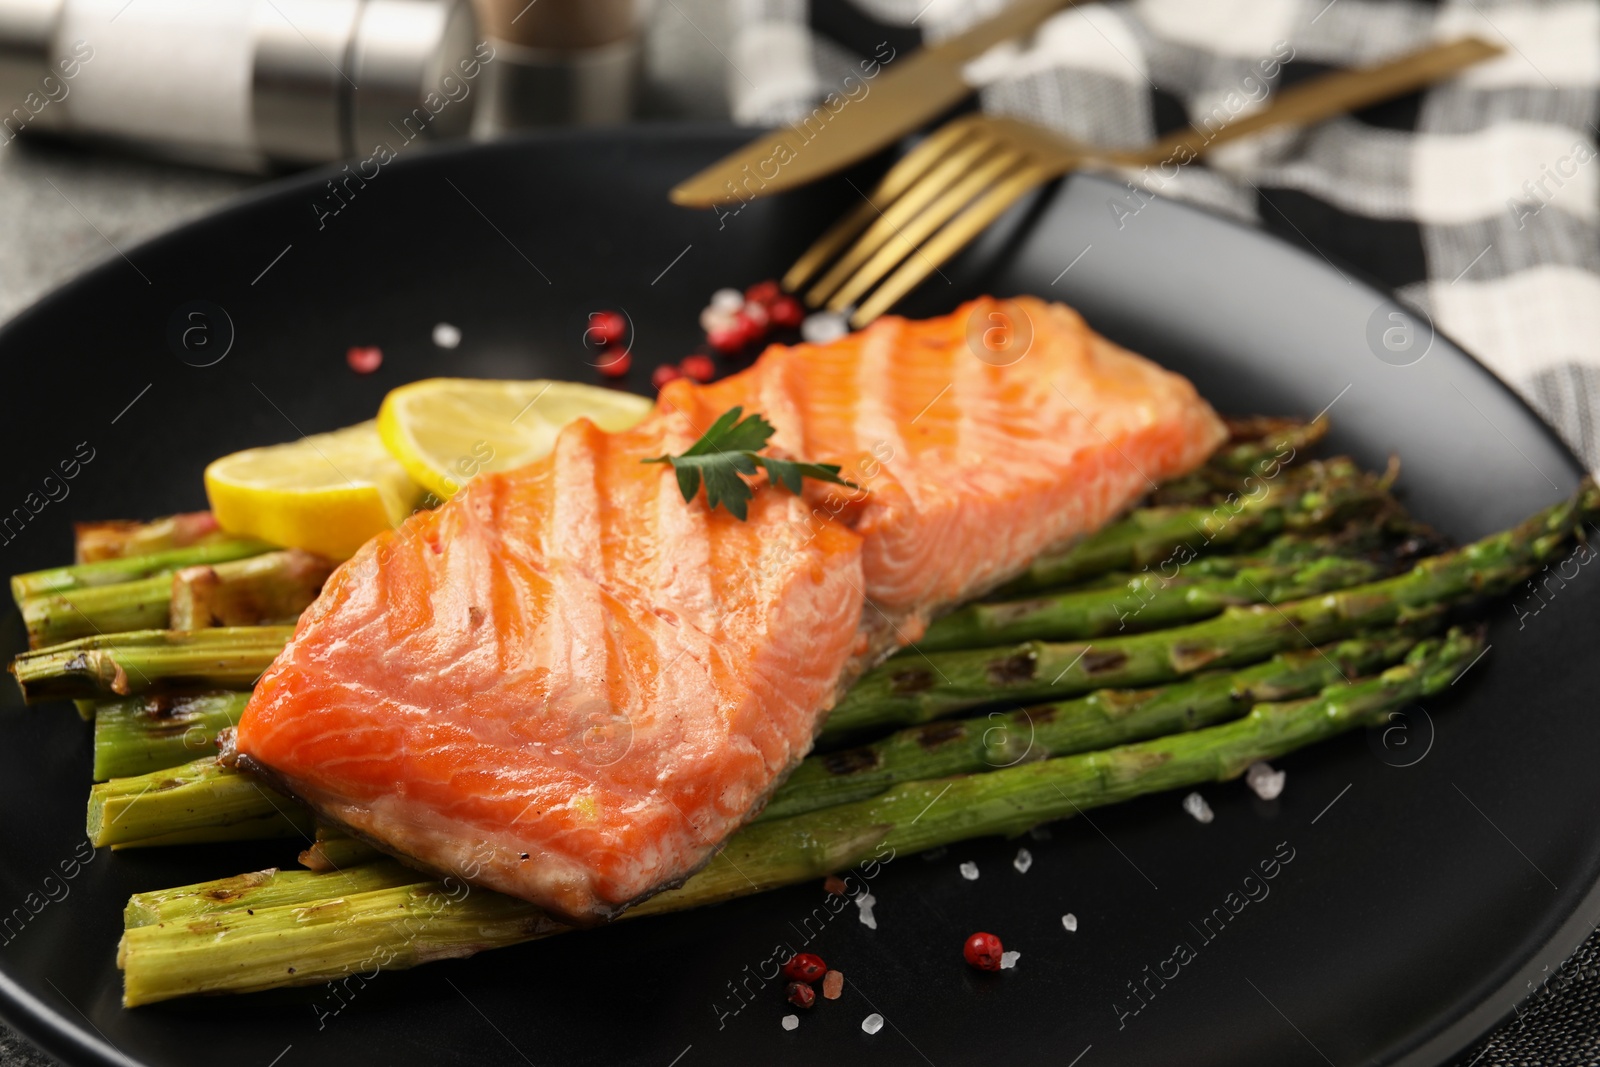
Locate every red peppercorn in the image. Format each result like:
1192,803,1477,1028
346,345,383,374
733,309,766,346
707,320,748,354
781,953,827,983
741,300,770,329
595,348,631,378
650,363,682,390
587,310,627,347
745,280,781,306
785,981,816,1010
963,932,1004,972
680,354,715,383
768,295,804,329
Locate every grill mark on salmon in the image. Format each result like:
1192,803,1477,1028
234,297,1226,923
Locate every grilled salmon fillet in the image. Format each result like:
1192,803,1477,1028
234,297,1225,923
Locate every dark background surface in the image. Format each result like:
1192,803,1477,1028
0,129,1595,1066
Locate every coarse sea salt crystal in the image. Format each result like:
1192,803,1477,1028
801,310,849,345
1183,791,1214,824
959,861,980,881
855,891,878,929
862,1013,885,1035
1013,848,1033,874
782,1014,799,1031
1000,951,1021,970
1245,760,1287,801
432,322,461,349
710,288,745,314
823,970,844,999
1062,913,1078,932
699,305,735,333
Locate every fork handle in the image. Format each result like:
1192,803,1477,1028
1128,36,1502,166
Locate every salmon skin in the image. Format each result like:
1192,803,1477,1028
234,297,1225,923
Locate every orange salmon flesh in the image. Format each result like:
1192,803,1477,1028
234,297,1226,923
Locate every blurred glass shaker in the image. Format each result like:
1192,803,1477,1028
0,0,480,170
472,0,646,131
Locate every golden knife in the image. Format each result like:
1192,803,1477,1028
669,0,1079,208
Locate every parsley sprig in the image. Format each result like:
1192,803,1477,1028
644,406,858,520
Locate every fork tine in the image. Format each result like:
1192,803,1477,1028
826,149,1029,312
804,133,1000,306
781,114,987,294
851,162,1057,327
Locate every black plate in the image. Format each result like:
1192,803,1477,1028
0,128,1595,1067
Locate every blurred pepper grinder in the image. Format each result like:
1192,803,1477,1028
472,0,646,131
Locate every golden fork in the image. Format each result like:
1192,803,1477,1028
785,36,1501,327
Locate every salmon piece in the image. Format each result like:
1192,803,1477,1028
236,417,866,923
668,296,1227,634
234,297,1224,923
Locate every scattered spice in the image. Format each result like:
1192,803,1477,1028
781,952,827,983
781,1014,799,1031
861,1012,885,1035
769,294,804,329
822,970,844,1000
1061,913,1078,933
1245,760,1286,800
651,364,682,390
855,891,877,929
680,354,715,383
999,950,1021,970
801,311,848,345
963,932,1004,972
586,310,626,347
1182,791,1215,824
595,348,631,379
959,861,979,881
346,345,382,374
698,281,807,355
786,981,816,1009
823,875,848,896
1013,848,1033,874
432,322,461,349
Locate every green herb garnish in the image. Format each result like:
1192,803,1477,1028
644,406,858,520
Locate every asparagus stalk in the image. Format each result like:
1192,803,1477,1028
21,549,330,648
124,859,424,928
74,511,233,563
169,549,334,630
87,757,309,848
19,576,173,649
918,553,1387,652
762,631,1417,821
80,632,1418,847
10,627,292,703
1209,415,1330,473
12,536,272,601
92,691,249,781
1150,415,1328,505
828,481,1593,740
996,457,1392,595
117,627,1482,1005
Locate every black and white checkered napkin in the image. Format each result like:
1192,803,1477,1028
727,0,1600,476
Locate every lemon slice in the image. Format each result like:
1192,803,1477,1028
205,421,424,560
377,378,654,500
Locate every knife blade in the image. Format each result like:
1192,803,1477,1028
668,0,1078,209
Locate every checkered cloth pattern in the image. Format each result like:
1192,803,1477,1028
728,0,1600,477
